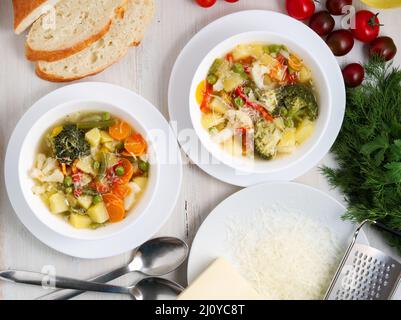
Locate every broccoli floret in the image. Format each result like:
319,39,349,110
254,119,283,160
52,124,90,164
275,84,318,126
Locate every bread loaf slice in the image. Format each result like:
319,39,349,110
26,0,126,62
13,0,61,34
36,0,154,82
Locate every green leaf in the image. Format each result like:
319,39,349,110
360,135,389,157
384,162,401,183
388,139,401,162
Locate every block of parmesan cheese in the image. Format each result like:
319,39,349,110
178,258,261,300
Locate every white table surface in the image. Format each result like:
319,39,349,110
1,0,401,300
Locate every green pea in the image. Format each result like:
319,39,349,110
93,195,102,204
207,74,218,85
139,161,149,172
115,165,125,176
63,176,73,187
93,161,100,169
209,127,218,135
102,112,111,121
280,108,288,116
234,97,244,107
232,63,244,74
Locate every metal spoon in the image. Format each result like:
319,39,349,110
0,270,183,300
37,237,188,300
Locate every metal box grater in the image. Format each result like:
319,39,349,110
325,220,401,300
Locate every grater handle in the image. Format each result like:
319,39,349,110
374,221,401,238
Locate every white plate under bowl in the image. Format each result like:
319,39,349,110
169,10,345,187
4,82,183,259
188,182,368,286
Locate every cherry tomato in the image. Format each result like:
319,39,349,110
195,0,216,8
286,0,315,20
326,0,352,16
342,63,365,87
369,36,397,61
351,10,381,43
326,29,354,56
309,11,335,36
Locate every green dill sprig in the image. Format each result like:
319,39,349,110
321,56,401,253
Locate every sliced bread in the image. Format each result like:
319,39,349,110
26,0,126,62
13,0,61,34
36,0,155,82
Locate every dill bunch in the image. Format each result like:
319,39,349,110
322,56,401,252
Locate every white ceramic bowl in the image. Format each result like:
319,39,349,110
19,100,159,241
190,31,334,174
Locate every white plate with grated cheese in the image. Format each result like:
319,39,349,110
188,182,368,300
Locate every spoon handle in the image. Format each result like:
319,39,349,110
0,270,132,296
36,266,130,300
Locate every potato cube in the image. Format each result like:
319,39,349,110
132,177,148,192
70,213,92,229
100,130,114,143
210,98,228,115
76,156,95,175
201,113,225,129
296,119,315,144
85,128,101,147
49,193,69,214
77,195,93,210
223,73,244,92
87,202,109,223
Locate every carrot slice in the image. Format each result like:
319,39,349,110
109,120,131,141
106,202,125,222
102,193,125,222
113,183,131,199
102,193,121,204
195,80,206,106
116,158,134,185
124,133,147,156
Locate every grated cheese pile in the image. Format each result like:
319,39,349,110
227,205,344,300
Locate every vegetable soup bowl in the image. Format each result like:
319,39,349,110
17,100,160,241
189,31,344,174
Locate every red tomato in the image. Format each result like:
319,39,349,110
342,63,365,87
326,29,354,56
351,10,381,43
369,36,397,61
286,0,316,20
309,11,335,36
195,0,216,8
326,0,352,16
